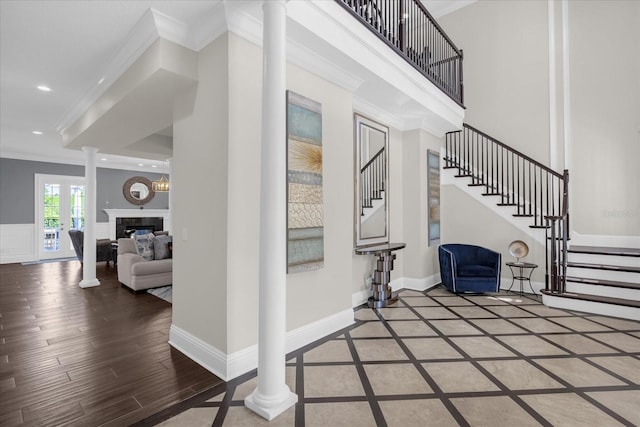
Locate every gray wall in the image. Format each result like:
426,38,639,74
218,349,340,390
0,157,169,224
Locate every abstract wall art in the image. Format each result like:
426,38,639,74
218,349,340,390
427,149,440,246
286,91,324,273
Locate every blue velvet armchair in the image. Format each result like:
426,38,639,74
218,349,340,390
438,244,501,293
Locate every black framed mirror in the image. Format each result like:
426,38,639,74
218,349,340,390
355,114,389,247
123,176,155,205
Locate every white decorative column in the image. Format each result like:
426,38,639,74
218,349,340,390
561,0,571,172
547,0,558,171
167,158,173,235
80,146,100,288
245,0,298,421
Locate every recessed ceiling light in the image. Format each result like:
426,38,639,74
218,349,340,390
151,165,157,168
101,158,107,161
32,130,43,135
98,77,105,85
37,85,51,92
138,163,144,167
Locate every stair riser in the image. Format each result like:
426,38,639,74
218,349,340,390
566,267,639,283
361,191,385,221
542,294,640,321
569,253,640,268
565,282,640,301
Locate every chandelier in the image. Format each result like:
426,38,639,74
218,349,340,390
152,161,170,192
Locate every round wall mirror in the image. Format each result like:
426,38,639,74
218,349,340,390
123,176,155,205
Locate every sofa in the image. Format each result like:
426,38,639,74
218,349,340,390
117,237,172,291
438,244,501,293
69,230,115,265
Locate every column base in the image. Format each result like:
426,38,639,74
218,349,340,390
79,278,100,288
245,388,298,421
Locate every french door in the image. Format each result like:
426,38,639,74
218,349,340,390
35,174,85,260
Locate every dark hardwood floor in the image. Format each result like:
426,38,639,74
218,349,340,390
0,260,223,426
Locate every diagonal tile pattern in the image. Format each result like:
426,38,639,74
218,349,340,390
141,287,640,426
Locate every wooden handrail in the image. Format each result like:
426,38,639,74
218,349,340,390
459,123,563,179
445,125,570,293
361,146,385,173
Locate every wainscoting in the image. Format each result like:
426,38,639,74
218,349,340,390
0,223,110,264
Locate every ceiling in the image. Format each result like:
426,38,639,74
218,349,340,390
0,0,473,173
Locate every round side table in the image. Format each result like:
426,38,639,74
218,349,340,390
505,262,538,296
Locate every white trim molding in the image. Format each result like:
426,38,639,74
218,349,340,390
169,308,354,382
392,274,442,292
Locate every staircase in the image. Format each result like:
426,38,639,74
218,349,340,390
445,124,639,320
360,146,386,217
542,245,640,320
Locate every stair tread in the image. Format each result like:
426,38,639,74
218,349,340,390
569,245,640,257
566,276,640,290
567,262,640,273
541,290,640,308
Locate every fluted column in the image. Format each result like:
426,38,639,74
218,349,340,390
79,146,100,288
244,0,298,421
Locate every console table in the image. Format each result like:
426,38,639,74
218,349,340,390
355,242,406,308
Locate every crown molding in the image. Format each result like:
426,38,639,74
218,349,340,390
287,39,364,93
353,97,405,131
56,8,163,135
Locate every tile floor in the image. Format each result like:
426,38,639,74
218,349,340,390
136,287,640,426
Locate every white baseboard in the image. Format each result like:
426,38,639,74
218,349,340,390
392,274,441,292
500,277,545,295
169,325,229,380
286,308,354,353
169,308,354,382
352,288,371,307
352,274,441,307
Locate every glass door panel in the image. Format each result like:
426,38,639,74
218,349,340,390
36,175,85,260
43,184,61,252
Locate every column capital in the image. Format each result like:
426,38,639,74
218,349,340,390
81,146,99,154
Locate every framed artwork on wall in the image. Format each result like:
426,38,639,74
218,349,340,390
427,150,440,246
286,91,324,273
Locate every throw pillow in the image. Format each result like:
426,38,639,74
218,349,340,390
153,235,173,260
134,233,155,261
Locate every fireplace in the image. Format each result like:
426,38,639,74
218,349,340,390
103,209,170,240
115,217,164,238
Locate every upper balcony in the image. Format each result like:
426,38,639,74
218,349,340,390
62,0,466,155
336,0,464,107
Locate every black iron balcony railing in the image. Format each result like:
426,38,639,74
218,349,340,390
336,0,464,106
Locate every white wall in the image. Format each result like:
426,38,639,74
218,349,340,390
172,34,229,352
439,0,550,164
441,185,547,287
569,0,640,236
401,129,442,283
172,31,358,374
439,0,640,238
